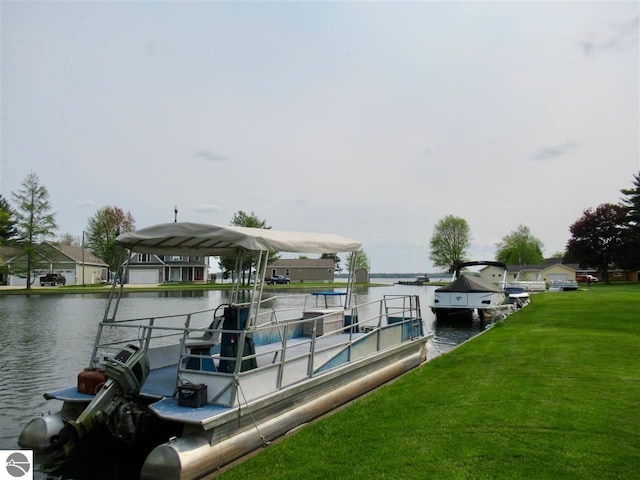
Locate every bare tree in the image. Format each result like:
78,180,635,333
86,206,135,272
57,232,81,246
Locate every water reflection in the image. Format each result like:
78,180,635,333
0,284,482,479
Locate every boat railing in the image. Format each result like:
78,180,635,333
87,295,428,407
175,294,426,405
89,307,221,369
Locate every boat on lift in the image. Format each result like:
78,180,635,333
430,261,511,321
19,222,432,480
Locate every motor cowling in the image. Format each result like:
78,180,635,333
51,344,150,455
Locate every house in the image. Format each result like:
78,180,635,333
604,269,640,282
477,264,508,284
483,258,639,284
267,258,336,283
0,245,21,285
125,252,208,284
4,241,109,286
478,258,580,285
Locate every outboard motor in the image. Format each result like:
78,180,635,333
51,344,150,455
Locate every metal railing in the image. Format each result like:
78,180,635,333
87,295,428,406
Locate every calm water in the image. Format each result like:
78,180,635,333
0,282,484,478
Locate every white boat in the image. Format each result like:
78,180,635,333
430,261,512,321
548,280,579,292
505,269,547,292
504,286,531,308
19,222,433,480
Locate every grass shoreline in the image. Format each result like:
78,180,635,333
216,283,640,479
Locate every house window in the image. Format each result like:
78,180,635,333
192,256,200,261
170,256,183,261
137,253,149,263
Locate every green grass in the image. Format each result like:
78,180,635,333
217,283,640,480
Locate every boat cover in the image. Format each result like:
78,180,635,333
115,222,362,256
435,275,502,293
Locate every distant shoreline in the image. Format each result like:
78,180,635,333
0,278,454,295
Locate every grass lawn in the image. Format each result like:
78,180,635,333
217,283,640,480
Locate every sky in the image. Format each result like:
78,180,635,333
1,1,638,273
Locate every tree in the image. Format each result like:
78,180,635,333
11,172,57,288
564,203,627,283
429,215,471,272
345,250,371,273
86,206,135,272
57,233,80,246
617,171,640,270
320,253,342,273
218,211,275,284
0,194,17,245
495,225,544,266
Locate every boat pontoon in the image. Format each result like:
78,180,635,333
19,222,433,480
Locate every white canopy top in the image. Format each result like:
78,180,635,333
115,222,362,256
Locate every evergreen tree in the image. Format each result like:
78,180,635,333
11,172,57,288
617,171,640,270
0,194,17,245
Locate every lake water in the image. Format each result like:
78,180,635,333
0,282,485,479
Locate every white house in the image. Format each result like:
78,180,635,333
125,252,209,284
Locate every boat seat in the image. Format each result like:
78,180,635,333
344,314,359,333
182,315,225,372
185,314,223,348
185,337,218,348
182,345,217,372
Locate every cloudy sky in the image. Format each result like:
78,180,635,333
2,1,638,273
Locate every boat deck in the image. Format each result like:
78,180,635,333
44,364,178,402
45,331,367,406
150,397,231,423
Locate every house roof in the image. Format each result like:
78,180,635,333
269,259,335,268
0,246,21,263
504,258,580,273
4,242,108,267
54,243,108,266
